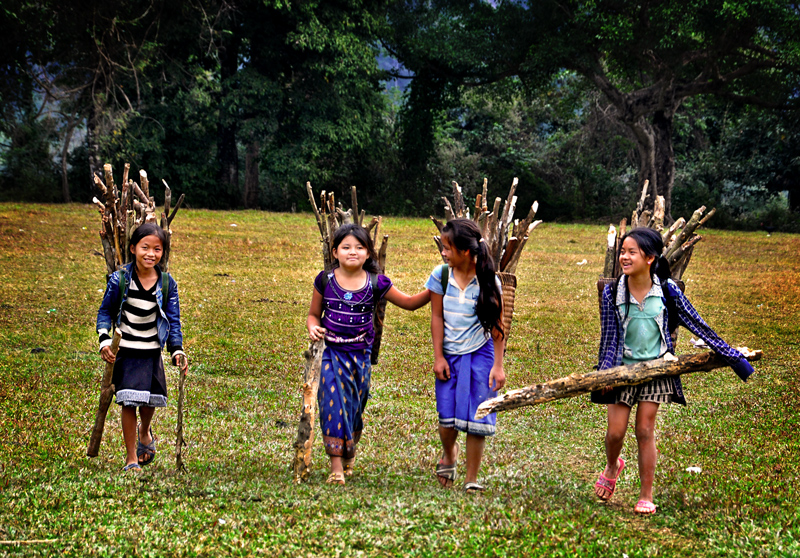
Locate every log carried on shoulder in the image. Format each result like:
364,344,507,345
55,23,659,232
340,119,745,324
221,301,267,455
86,330,122,457
292,339,325,483
474,348,762,419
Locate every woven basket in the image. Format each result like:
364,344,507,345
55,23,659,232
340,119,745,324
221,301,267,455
497,272,517,340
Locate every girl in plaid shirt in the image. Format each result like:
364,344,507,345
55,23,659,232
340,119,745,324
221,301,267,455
592,228,753,515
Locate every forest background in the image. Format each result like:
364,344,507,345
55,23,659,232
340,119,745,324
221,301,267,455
1,0,799,230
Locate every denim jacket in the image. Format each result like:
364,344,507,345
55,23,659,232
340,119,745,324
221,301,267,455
592,277,754,406
96,263,185,362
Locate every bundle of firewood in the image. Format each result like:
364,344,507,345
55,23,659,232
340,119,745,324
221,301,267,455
91,163,184,275
602,181,715,281
431,178,541,339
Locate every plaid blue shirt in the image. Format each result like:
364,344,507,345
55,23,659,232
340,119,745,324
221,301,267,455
598,277,754,387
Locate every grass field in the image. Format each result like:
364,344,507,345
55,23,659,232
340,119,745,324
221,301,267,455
1,203,799,557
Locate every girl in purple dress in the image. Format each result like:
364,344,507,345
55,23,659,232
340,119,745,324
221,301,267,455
307,224,430,485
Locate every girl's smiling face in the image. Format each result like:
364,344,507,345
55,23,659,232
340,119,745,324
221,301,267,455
333,234,369,271
131,234,163,271
440,234,471,268
619,236,654,278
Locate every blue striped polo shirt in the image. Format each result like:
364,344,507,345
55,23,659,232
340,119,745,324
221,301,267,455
426,265,499,355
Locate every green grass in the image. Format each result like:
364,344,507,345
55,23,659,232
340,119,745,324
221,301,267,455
1,203,799,557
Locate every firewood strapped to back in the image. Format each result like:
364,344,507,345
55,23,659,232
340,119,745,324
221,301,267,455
431,178,542,339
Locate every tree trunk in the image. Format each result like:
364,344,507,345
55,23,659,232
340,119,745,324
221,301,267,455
216,26,241,204
61,118,77,203
243,140,260,208
475,349,761,419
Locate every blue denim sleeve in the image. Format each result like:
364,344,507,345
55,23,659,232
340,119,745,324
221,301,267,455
597,285,620,370
165,274,184,355
670,281,754,381
96,271,120,334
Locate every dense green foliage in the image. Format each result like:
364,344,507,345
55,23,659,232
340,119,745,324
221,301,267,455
1,204,799,555
0,1,798,229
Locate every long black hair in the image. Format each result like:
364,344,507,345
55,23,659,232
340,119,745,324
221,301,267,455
442,219,504,338
614,227,671,320
331,223,382,274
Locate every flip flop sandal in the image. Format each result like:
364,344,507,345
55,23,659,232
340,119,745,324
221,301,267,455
594,457,625,501
435,443,460,488
122,463,142,473
464,482,485,494
137,427,157,467
343,457,355,476
634,500,657,515
326,472,346,485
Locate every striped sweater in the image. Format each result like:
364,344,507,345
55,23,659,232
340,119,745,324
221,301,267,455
99,273,160,351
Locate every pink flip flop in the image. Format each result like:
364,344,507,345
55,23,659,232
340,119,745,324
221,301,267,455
594,457,626,501
634,499,657,515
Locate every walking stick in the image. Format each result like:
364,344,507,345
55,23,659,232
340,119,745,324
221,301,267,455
175,363,187,472
87,330,122,457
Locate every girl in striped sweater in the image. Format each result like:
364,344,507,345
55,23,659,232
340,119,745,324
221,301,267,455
96,223,188,472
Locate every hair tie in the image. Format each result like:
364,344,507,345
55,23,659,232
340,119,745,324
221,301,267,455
479,238,485,243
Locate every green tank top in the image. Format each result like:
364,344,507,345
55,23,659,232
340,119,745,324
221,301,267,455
620,296,665,364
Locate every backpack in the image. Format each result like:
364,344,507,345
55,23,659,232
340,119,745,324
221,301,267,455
116,269,171,319
438,264,449,292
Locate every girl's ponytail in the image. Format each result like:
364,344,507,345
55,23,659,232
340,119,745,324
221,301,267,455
442,219,504,339
475,238,504,339
654,255,671,282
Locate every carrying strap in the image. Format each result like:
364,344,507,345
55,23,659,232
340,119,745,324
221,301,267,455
438,264,449,293
659,278,679,334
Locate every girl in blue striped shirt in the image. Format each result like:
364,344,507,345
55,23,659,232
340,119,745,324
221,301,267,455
426,219,505,493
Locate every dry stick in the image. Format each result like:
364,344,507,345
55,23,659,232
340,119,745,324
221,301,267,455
474,194,483,222
292,340,325,483
639,210,652,229
487,197,502,256
140,169,149,199
452,181,466,218
652,195,665,232
350,185,360,227
0,540,59,546
662,217,685,245
91,197,105,213
668,234,703,267
667,205,706,260
163,180,172,224
499,236,519,271
167,194,185,225
475,349,762,419
442,197,456,222
430,216,445,235
612,218,627,278
306,182,325,238
697,207,716,229
631,180,650,228
175,366,187,473
603,224,617,278
371,235,390,365
87,330,122,457
505,221,541,275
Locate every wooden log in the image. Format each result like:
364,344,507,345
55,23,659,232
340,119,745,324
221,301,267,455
175,364,187,473
292,340,325,483
652,195,665,232
603,224,617,278
666,205,705,260
140,169,149,199
612,218,626,278
350,186,360,226
662,217,685,246
87,331,122,457
475,348,762,419
371,234,390,364
498,236,518,272
452,181,467,218
442,197,456,222
505,220,541,275
667,234,703,267
168,193,185,225
306,182,325,238
474,194,483,222
631,180,649,228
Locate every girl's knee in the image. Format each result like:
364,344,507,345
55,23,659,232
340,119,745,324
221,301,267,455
635,424,655,443
605,427,626,446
